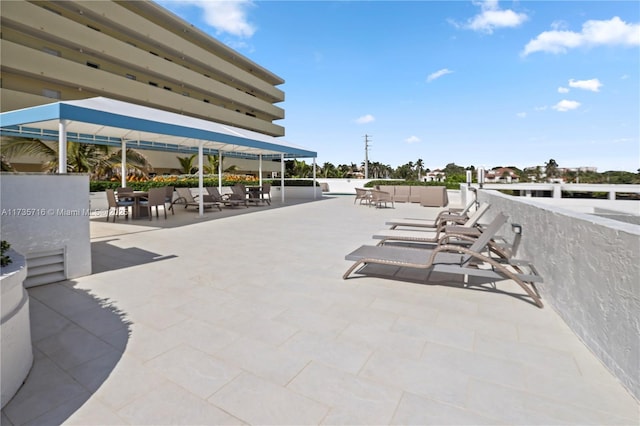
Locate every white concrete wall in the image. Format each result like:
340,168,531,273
315,178,408,194
0,174,92,283
476,189,640,400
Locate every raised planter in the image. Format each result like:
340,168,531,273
1,249,33,408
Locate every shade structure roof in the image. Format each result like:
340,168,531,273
0,97,316,159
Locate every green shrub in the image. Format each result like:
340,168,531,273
1,240,12,268
364,180,459,190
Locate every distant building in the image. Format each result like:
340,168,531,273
422,169,446,182
1,0,285,175
486,167,519,183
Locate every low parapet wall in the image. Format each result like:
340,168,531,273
477,189,640,400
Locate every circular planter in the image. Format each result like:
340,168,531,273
1,249,33,408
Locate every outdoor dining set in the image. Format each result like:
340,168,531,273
105,183,271,222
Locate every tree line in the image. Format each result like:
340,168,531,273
286,158,640,184
2,138,638,185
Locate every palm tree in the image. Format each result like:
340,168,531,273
0,136,151,178
545,158,559,180
202,154,238,175
176,153,198,174
415,159,424,181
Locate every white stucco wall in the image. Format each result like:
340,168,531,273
0,174,92,284
476,189,640,400
0,249,33,408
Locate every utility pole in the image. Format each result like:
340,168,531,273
363,134,371,179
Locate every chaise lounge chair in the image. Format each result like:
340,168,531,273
374,203,490,246
205,186,247,208
343,213,544,308
386,198,478,229
173,187,221,211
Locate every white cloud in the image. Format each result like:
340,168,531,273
522,17,640,56
405,136,421,144
427,68,454,82
558,87,570,93
516,112,527,118
177,0,256,38
569,78,603,92
552,100,581,112
355,114,375,124
462,0,528,34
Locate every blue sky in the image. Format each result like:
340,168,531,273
159,1,640,172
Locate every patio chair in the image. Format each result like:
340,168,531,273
235,183,262,206
343,213,544,308
386,198,477,229
375,203,490,245
370,189,394,208
139,187,168,220
173,187,221,211
260,183,272,205
164,186,175,214
206,186,246,208
115,186,134,202
105,188,133,222
354,188,372,205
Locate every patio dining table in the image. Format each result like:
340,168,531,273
118,190,149,219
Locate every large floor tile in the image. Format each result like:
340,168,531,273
209,373,329,425
288,361,402,425
118,381,242,425
145,345,242,399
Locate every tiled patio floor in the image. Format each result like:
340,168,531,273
2,194,639,425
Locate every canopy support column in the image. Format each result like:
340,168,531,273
280,154,285,203
218,151,223,193
198,142,204,217
258,154,263,188
312,158,317,199
121,140,127,188
58,120,67,173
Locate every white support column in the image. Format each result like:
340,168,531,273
121,140,127,188
313,158,317,199
281,154,285,203
218,151,223,192
58,120,67,173
198,143,204,217
259,154,263,187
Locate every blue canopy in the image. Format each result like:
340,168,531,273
0,97,316,159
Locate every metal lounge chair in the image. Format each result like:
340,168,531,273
343,213,544,308
235,183,262,206
374,203,490,245
229,185,250,207
205,186,246,208
173,187,221,211
386,198,477,229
